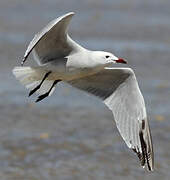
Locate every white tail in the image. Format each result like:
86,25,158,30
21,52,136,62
12,66,55,96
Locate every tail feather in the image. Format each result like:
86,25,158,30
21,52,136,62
12,66,56,96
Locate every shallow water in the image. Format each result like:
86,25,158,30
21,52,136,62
0,0,170,179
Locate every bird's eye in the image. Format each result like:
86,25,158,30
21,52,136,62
105,56,110,58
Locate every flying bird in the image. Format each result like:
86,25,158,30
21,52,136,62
12,12,154,171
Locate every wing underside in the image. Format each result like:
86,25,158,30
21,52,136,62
22,12,82,65
68,67,154,171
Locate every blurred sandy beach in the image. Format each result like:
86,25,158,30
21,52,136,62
0,0,170,179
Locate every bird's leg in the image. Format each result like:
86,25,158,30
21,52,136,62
35,79,61,103
29,71,52,97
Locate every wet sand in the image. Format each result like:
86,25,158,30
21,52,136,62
0,0,170,179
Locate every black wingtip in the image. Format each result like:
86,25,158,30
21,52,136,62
137,131,153,171
21,58,26,66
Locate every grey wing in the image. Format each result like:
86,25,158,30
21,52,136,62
22,12,82,65
68,67,154,171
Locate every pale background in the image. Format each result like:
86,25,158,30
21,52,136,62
0,0,170,179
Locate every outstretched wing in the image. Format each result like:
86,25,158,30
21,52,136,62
22,12,83,65
68,67,154,171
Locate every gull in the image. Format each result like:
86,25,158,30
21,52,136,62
12,12,154,171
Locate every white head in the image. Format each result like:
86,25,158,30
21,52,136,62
91,51,127,66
